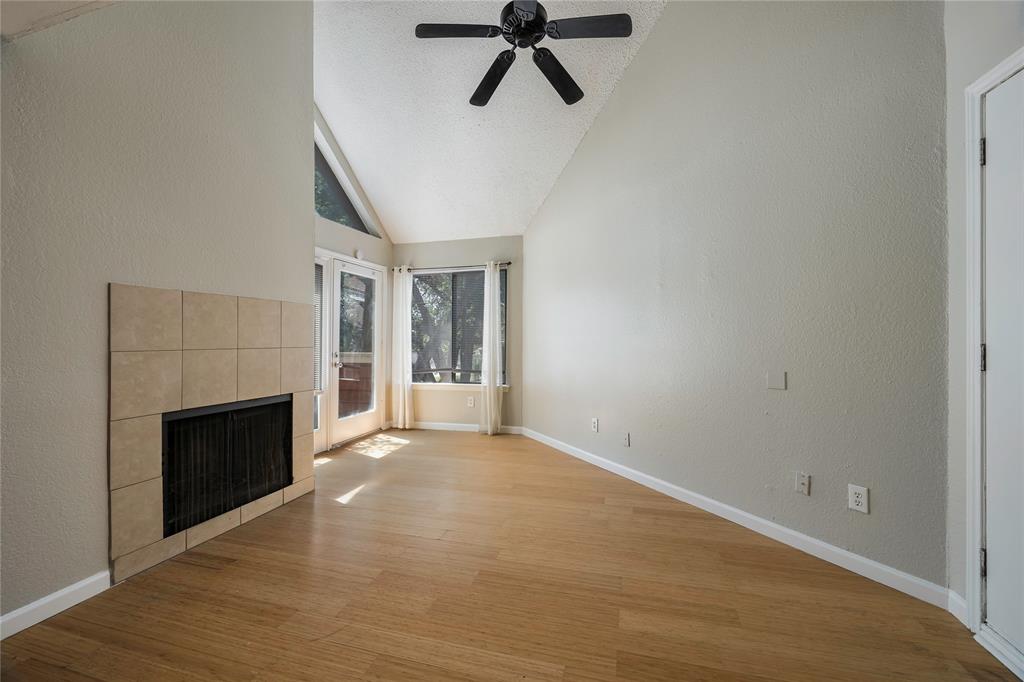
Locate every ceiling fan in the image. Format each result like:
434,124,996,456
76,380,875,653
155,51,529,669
415,1,632,106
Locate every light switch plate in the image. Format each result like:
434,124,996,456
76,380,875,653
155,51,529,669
794,471,811,496
766,369,787,390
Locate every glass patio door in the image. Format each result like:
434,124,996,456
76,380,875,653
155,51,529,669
329,258,384,445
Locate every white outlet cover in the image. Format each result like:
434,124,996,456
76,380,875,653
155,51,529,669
591,418,599,433
848,484,869,513
467,396,474,408
622,432,631,447
766,369,787,390
795,471,811,495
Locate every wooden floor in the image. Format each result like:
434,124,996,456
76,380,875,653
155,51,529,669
1,430,1012,681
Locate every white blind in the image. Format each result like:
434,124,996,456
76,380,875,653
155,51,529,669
313,263,323,392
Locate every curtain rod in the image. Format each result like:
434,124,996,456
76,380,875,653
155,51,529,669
403,261,511,272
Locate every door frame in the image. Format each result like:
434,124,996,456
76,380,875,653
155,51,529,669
964,45,1024,675
314,247,389,451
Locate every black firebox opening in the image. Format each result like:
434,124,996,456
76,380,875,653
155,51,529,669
162,395,292,537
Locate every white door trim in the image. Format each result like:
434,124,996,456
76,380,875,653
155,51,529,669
315,247,389,448
964,46,1024,654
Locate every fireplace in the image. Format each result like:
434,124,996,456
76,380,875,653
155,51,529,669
162,395,293,536
109,283,315,582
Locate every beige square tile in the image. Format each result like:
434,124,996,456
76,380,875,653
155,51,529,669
110,477,163,559
110,351,182,420
281,301,313,348
283,476,314,504
186,509,240,549
183,292,237,350
292,433,314,482
109,415,162,490
237,348,280,400
281,348,313,394
182,349,237,409
110,284,182,352
291,391,314,437
113,532,185,583
238,297,281,348
240,490,282,524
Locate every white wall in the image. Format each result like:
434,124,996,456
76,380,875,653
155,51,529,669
523,2,948,583
943,1,1024,599
1,1,313,613
393,236,523,427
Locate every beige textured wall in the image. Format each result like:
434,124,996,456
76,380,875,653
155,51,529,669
944,1,1024,598
316,217,393,268
523,2,948,583
1,1,313,613
393,236,523,428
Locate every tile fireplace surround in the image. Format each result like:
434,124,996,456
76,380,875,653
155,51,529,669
108,283,315,582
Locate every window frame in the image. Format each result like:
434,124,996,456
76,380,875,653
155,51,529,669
410,266,509,388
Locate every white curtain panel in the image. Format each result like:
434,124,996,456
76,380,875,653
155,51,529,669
391,266,414,429
480,261,503,435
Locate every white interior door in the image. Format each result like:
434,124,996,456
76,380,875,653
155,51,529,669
329,258,384,446
983,67,1024,662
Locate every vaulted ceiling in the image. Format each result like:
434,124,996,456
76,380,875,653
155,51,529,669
314,1,664,244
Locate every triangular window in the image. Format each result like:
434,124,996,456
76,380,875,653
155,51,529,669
314,143,371,235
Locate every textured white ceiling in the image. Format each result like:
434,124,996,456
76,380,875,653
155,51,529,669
314,1,664,244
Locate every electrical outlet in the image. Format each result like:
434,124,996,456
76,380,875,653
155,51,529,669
467,396,475,408
591,418,599,433
622,432,631,447
848,484,869,513
794,471,811,496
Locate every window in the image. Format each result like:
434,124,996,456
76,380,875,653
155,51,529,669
313,262,324,431
411,269,507,385
314,144,371,234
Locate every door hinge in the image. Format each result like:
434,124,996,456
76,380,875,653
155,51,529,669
981,343,987,372
980,548,987,578
980,137,986,166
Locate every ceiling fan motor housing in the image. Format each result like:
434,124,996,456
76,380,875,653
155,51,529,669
500,1,547,48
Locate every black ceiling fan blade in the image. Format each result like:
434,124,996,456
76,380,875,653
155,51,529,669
545,14,633,39
532,47,583,105
471,50,516,106
513,1,538,22
415,24,501,38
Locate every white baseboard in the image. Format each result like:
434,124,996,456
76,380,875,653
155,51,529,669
521,428,949,610
1,570,110,639
413,421,478,432
948,591,969,628
409,422,523,435
977,626,1024,679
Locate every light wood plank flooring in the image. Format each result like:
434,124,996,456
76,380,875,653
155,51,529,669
1,430,1013,681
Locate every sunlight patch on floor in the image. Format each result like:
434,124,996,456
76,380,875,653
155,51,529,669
335,484,365,505
345,433,410,459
